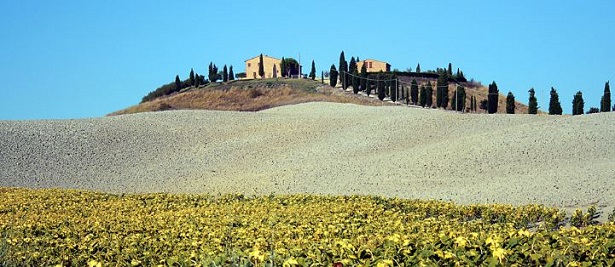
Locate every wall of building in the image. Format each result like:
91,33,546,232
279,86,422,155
357,60,391,73
245,55,281,79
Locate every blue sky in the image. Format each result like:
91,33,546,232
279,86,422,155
1,1,613,119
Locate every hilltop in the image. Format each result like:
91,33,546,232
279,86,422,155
110,78,534,115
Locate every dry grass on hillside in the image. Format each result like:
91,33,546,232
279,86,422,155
109,79,391,116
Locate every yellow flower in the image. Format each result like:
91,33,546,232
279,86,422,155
283,257,299,267
87,260,102,267
377,259,394,267
454,236,467,247
492,247,507,262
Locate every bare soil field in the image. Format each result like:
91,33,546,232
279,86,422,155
2,102,614,215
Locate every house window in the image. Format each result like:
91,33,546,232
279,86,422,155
248,63,251,67
369,62,373,68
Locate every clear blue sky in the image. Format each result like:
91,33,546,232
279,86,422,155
1,1,613,119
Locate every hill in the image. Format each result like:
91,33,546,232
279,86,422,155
2,102,613,213
110,78,535,115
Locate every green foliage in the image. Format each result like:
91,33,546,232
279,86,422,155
309,60,316,80
608,207,615,223
488,81,499,114
450,86,466,112
506,92,515,114
235,72,246,79
572,91,584,115
601,81,611,112
528,88,538,114
416,63,421,73
389,76,398,102
283,58,300,77
329,64,338,87
272,64,278,79
548,87,563,115
436,74,444,108
587,107,600,114
419,86,427,107
410,79,419,105
480,99,489,111
229,66,235,81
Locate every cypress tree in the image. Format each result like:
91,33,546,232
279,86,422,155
601,81,611,112
174,75,181,92
506,91,515,114
451,86,466,111
548,87,563,115
419,86,427,107
425,82,433,108
280,57,286,78
189,68,195,87
258,54,265,78
436,77,443,107
416,63,421,73
469,95,475,112
447,63,453,76
222,65,228,82
366,79,372,96
195,72,200,87
403,86,409,105
488,81,499,114
572,91,584,115
329,64,338,87
352,68,360,94
339,51,348,88
410,79,419,105
473,96,478,112
528,88,538,114
229,66,235,81
390,75,398,102
309,60,316,80
377,71,386,101
272,64,278,79
360,63,368,92
208,62,218,83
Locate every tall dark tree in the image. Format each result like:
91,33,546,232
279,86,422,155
436,74,449,109
506,91,515,114
339,51,348,89
601,81,611,112
480,99,489,111
572,91,584,115
403,86,409,105
390,76,398,102
451,86,466,112
194,72,201,87
309,60,316,80
329,64,338,87
280,57,286,78
447,63,453,76
488,81,499,114
174,75,181,92
528,88,538,114
229,66,235,81
377,71,386,101
348,57,357,87
548,87,563,115
365,79,372,96
410,79,419,105
473,96,478,112
352,68,360,94
425,82,433,108
272,64,278,79
208,62,218,82
416,63,421,73
469,95,475,112
189,68,195,86
419,86,427,107
222,65,228,82
258,53,265,78
360,63,368,92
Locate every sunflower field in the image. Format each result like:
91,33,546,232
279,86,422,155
0,187,614,266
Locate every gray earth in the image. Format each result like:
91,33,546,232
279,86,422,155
1,102,614,214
